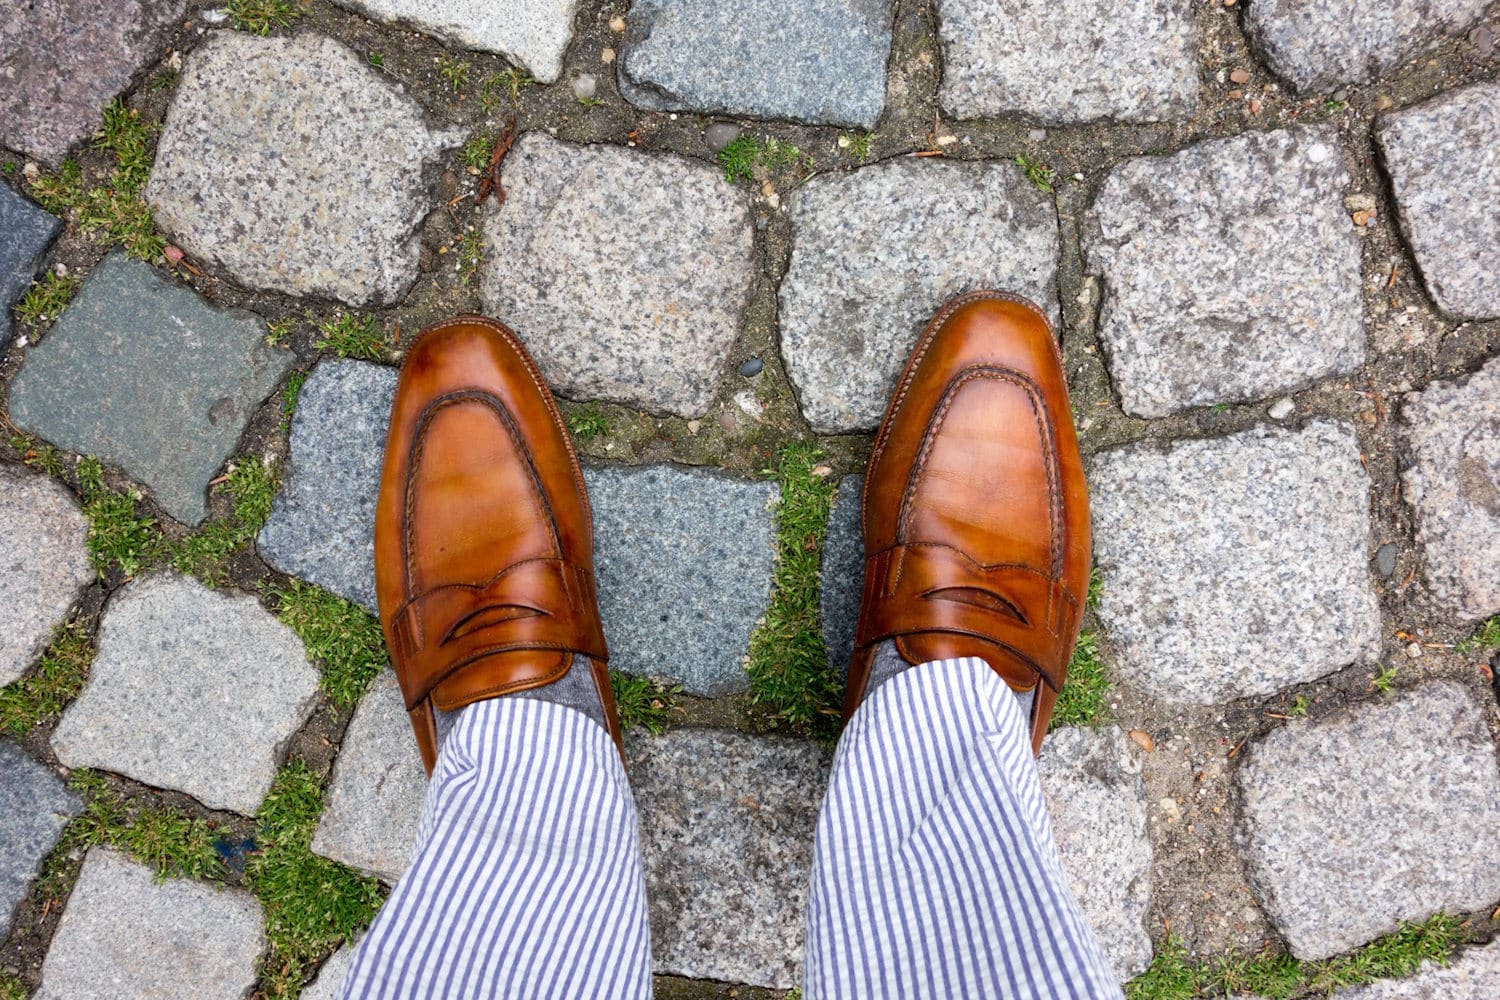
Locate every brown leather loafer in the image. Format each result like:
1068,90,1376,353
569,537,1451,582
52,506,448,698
843,291,1091,753
374,315,620,775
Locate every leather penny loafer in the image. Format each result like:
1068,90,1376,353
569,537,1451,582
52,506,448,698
374,315,621,775
843,291,1091,753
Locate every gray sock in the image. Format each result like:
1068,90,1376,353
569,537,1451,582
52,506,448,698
434,653,608,747
865,639,1035,716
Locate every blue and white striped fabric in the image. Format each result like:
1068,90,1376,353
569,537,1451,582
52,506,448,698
339,658,1119,999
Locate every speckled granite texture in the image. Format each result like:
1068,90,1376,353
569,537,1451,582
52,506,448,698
1377,80,1500,319
481,134,755,418
312,671,426,883
0,744,79,939
257,360,398,612
1085,126,1363,417
1090,421,1380,703
1238,682,1500,960
0,466,92,687
145,31,461,306
0,184,62,347
37,849,264,1000
332,0,580,82
1245,0,1487,92
585,464,777,696
1038,726,1153,981
779,157,1059,433
938,0,1198,123
8,252,294,525
618,0,894,127
819,476,864,680
1400,357,1500,621
627,727,831,989
50,574,321,815
0,0,184,164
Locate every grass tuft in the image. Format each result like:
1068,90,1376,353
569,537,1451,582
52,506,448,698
458,228,484,284
77,457,163,578
247,762,385,997
281,370,308,432
437,56,469,93
226,0,302,34
169,457,279,584
0,972,22,1000
1052,630,1109,729
481,68,535,109
0,623,94,736
460,131,492,170
1015,155,1057,193
745,443,841,739
840,132,874,161
272,581,388,707
1456,615,1499,655
718,136,812,184
265,318,295,348
61,770,222,882
315,313,386,361
565,404,610,440
1125,915,1469,999
610,672,681,735
13,272,78,332
7,432,65,477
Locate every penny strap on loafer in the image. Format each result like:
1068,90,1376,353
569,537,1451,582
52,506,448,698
854,542,1079,692
390,557,608,712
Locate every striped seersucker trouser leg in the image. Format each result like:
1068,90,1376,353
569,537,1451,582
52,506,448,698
339,658,1119,999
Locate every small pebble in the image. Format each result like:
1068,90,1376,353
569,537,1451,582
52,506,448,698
203,8,228,25
1375,94,1394,111
1306,142,1330,163
602,47,616,64
1228,89,1244,99
1472,25,1495,58
609,14,626,31
572,74,597,101
1375,543,1397,578
1344,193,1376,213
1026,128,1047,142
1330,87,1349,102
704,122,741,152
733,390,764,420
1405,642,1423,660
739,357,764,377
717,411,738,434
1159,797,1182,824
1248,97,1263,115
1128,730,1156,753
1351,208,1375,227
1267,397,1295,420
1229,68,1251,84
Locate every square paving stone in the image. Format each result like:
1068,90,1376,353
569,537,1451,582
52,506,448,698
0,0,184,164
938,0,1198,123
586,465,777,696
1038,726,1154,981
779,157,1059,434
37,848,264,1000
332,0,578,82
1334,939,1500,999
1377,81,1500,319
481,134,755,419
0,465,93,687
145,32,462,307
312,670,425,884
1090,421,1381,704
8,251,294,525
50,574,322,815
1245,0,1488,93
1084,126,1364,418
626,727,832,990
0,743,79,939
1,183,62,347
819,475,863,680
1238,682,1500,960
258,360,397,611
618,0,893,128
1400,357,1500,622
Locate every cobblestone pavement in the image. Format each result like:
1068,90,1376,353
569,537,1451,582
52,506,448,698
1,1,1498,998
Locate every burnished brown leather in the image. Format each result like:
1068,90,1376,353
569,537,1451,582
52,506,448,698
374,315,621,775
842,291,1091,754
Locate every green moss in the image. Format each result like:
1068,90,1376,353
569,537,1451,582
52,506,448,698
315,313,386,361
745,443,841,740
0,972,23,1000
461,131,493,170
718,136,813,184
225,0,302,34
1126,916,1469,999
458,228,484,285
77,457,163,578
1456,615,1499,654
1015,155,1057,193
272,581,388,707
0,623,94,736
247,762,385,997
610,672,681,735
12,272,78,332
281,370,308,432
168,457,280,585
59,770,222,883
565,403,610,441
481,68,535,108
840,132,874,160
1051,630,1109,729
